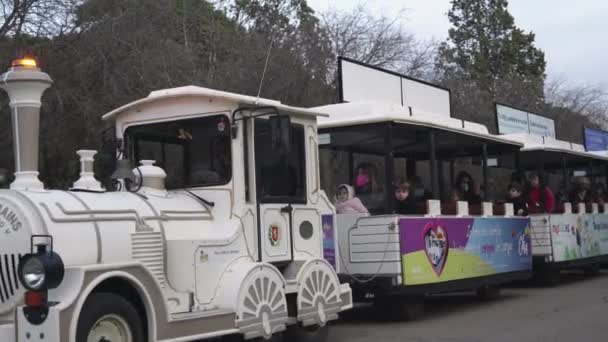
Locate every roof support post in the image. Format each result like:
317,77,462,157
562,154,569,190
429,130,440,200
384,122,395,213
482,142,488,201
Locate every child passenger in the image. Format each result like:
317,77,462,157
394,181,418,215
508,183,528,216
334,184,369,214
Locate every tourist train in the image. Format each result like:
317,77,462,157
0,56,606,342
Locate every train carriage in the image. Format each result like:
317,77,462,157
316,101,534,319
503,133,608,284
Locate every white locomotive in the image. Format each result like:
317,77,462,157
0,59,352,342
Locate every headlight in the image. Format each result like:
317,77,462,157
20,257,46,290
18,242,64,291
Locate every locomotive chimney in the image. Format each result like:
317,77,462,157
0,58,52,190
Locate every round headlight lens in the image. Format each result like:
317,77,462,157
21,257,46,290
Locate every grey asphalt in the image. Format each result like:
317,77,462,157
329,270,608,342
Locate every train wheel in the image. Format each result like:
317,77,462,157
375,295,424,321
475,285,501,300
284,324,330,342
584,263,600,276
77,292,145,342
541,268,561,286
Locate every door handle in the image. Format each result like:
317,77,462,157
281,205,293,214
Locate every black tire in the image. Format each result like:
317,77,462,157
375,295,424,321
541,268,561,287
475,285,501,301
584,263,600,276
76,292,146,342
283,324,330,342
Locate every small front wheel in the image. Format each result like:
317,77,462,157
76,292,145,342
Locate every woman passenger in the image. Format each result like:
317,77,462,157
454,171,482,205
527,173,555,214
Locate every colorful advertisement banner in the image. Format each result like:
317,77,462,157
322,214,336,268
400,217,532,285
548,214,608,262
583,127,608,152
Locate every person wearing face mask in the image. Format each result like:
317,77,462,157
454,171,482,205
354,164,372,195
408,175,430,202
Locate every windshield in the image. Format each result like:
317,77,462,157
125,114,232,189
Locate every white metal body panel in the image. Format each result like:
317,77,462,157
401,78,450,118
336,214,401,276
340,58,451,118
341,59,402,105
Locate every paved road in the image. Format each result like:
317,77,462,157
329,271,608,342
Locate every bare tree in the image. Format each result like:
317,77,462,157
320,5,437,80
545,75,608,127
1,0,79,38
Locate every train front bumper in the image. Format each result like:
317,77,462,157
339,283,353,312
0,322,15,342
0,306,62,342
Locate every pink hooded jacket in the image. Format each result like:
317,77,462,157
334,184,369,214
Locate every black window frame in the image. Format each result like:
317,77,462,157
254,118,308,204
125,114,233,190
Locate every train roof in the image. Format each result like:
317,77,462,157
315,101,523,147
503,133,608,166
102,85,328,121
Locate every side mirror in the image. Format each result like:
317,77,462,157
269,115,291,156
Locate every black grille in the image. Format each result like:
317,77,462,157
0,253,21,304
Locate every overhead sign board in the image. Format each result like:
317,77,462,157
583,127,608,151
339,57,452,117
495,103,556,138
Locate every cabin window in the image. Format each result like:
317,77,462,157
126,114,232,189
254,118,307,203
319,124,390,214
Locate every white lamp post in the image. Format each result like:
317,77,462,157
0,58,53,190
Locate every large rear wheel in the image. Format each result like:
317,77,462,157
77,292,145,342
284,324,329,342
374,295,424,321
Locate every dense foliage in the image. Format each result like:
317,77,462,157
0,0,605,187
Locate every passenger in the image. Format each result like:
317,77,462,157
454,171,482,205
353,162,384,213
334,184,369,214
393,181,418,215
510,171,526,189
508,183,528,216
527,173,555,214
592,183,607,206
569,178,591,205
353,163,374,195
409,175,431,202
448,189,462,203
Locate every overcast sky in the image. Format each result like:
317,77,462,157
308,0,608,87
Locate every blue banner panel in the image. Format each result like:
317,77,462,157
584,127,608,151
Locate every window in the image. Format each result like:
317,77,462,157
319,124,390,214
255,118,306,203
126,115,232,189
